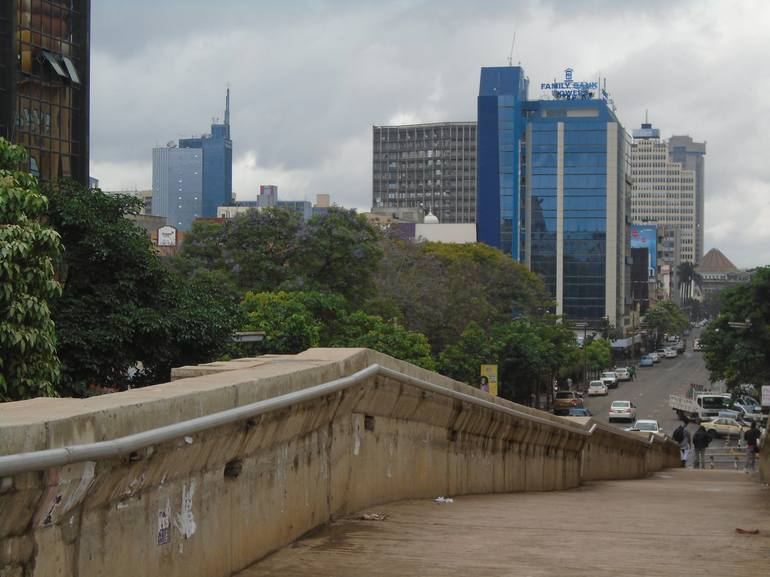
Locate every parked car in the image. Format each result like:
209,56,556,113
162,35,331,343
648,352,660,363
601,371,618,389
639,355,654,367
614,367,631,382
567,407,592,417
609,400,637,422
587,380,608,396
553,391,584,415
701,416,751,439
693,339,703,351
664,348,678,359
625,419,665,437
656,348,669,359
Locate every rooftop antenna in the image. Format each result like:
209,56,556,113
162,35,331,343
507,32,517,66
225,83,230,126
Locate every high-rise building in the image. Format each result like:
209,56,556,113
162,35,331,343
152,146,202,230
0,0,90,183
476,66,631,328
668,135,706,263
152,90,233,230
372,122,476,224
630,123,697,264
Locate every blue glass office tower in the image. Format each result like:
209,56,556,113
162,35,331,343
477,67,630,327
477,67,528,257
154,90,233,230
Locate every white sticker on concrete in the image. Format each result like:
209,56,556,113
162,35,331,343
353,418,361,456
174,481,197,539
157,499,171,545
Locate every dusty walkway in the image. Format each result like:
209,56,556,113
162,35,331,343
238,470,770,577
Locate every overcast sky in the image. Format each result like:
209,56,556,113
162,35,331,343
91,0,770,268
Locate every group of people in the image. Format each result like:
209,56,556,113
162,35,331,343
673,419,761,471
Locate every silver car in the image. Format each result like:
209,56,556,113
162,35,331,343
608,400,637,423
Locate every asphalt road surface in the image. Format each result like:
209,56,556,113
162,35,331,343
580,329,741,450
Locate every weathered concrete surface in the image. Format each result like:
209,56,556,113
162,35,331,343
243,470,770,577
0,349,681,577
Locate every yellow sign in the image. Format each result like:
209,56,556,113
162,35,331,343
480,365,498,396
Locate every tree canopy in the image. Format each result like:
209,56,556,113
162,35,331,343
44,181,242,393
701,267,770,387
642,300,689,346
0,139,62,400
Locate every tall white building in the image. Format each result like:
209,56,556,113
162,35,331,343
630,123,697,264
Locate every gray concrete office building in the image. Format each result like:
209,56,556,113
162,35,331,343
372,122,476,223
152,146,203,231
668,135,706,263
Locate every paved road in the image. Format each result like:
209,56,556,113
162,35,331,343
582,330,711,436
241,470,769,577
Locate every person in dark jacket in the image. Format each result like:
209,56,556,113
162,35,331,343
744,422,761,473
692,424,711,469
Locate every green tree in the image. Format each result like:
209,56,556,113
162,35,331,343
701,267,770,387
643,300,689,347
44,181,241,392
0,139,62,400
330,310,435,370
437,321,498,386
371,240,550,354
585,338,612,377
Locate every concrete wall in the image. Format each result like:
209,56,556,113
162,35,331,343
0,349,679,577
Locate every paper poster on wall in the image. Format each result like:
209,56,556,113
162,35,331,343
480,365,498,396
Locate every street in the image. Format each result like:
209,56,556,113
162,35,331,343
580,329,745,465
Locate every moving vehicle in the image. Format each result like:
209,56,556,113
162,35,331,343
601,371,618,389
567,407,592,417
664,348,678,359
609,400,637,423
693,339,703,351
625,419,665,437
639,355,654,367
669,392,732,422
553,391,584,416
614,367,631,382
701,416,751,439
587,380,608,396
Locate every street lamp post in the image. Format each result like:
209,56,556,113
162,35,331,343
574,321,589,390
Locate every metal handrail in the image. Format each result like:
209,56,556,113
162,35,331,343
0,364,591,477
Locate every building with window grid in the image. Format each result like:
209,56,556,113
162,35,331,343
0,0,90,183
630,123,698,265
372,122,476,223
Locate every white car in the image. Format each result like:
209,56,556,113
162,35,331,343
614,367,631,382
664,349,677,359
693,339,703,351
625,419,665,437
609,400,637,422
648,352,660,363
587,380,608,396
601,371,618,389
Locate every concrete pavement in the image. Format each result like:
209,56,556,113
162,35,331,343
239,470,770,577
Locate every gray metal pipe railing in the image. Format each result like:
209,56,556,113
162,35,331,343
0,363,592,478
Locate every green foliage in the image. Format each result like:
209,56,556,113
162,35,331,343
330,310,435,370
241,290,434,370
701,267,770,387
643,300,689,345
372,240,550,354
585,338,612,373
174,207,382,303
44,180,241,392
437,316,580,403
0,138,62,400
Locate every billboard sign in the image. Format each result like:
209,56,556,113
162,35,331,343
480,365,498,396
157,225,177,247
630,225,656,281
540,68,601,101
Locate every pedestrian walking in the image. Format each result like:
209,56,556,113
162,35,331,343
629,365,636,381
692,424,711,469
672,420,692,467
744,422,761,473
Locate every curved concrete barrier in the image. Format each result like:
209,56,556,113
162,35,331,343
0,348,680,577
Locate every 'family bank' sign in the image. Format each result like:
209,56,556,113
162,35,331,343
540,68,599,100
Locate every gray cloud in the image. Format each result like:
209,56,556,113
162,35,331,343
90,0,770,268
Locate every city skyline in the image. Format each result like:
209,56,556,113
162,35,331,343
90,0,770,268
